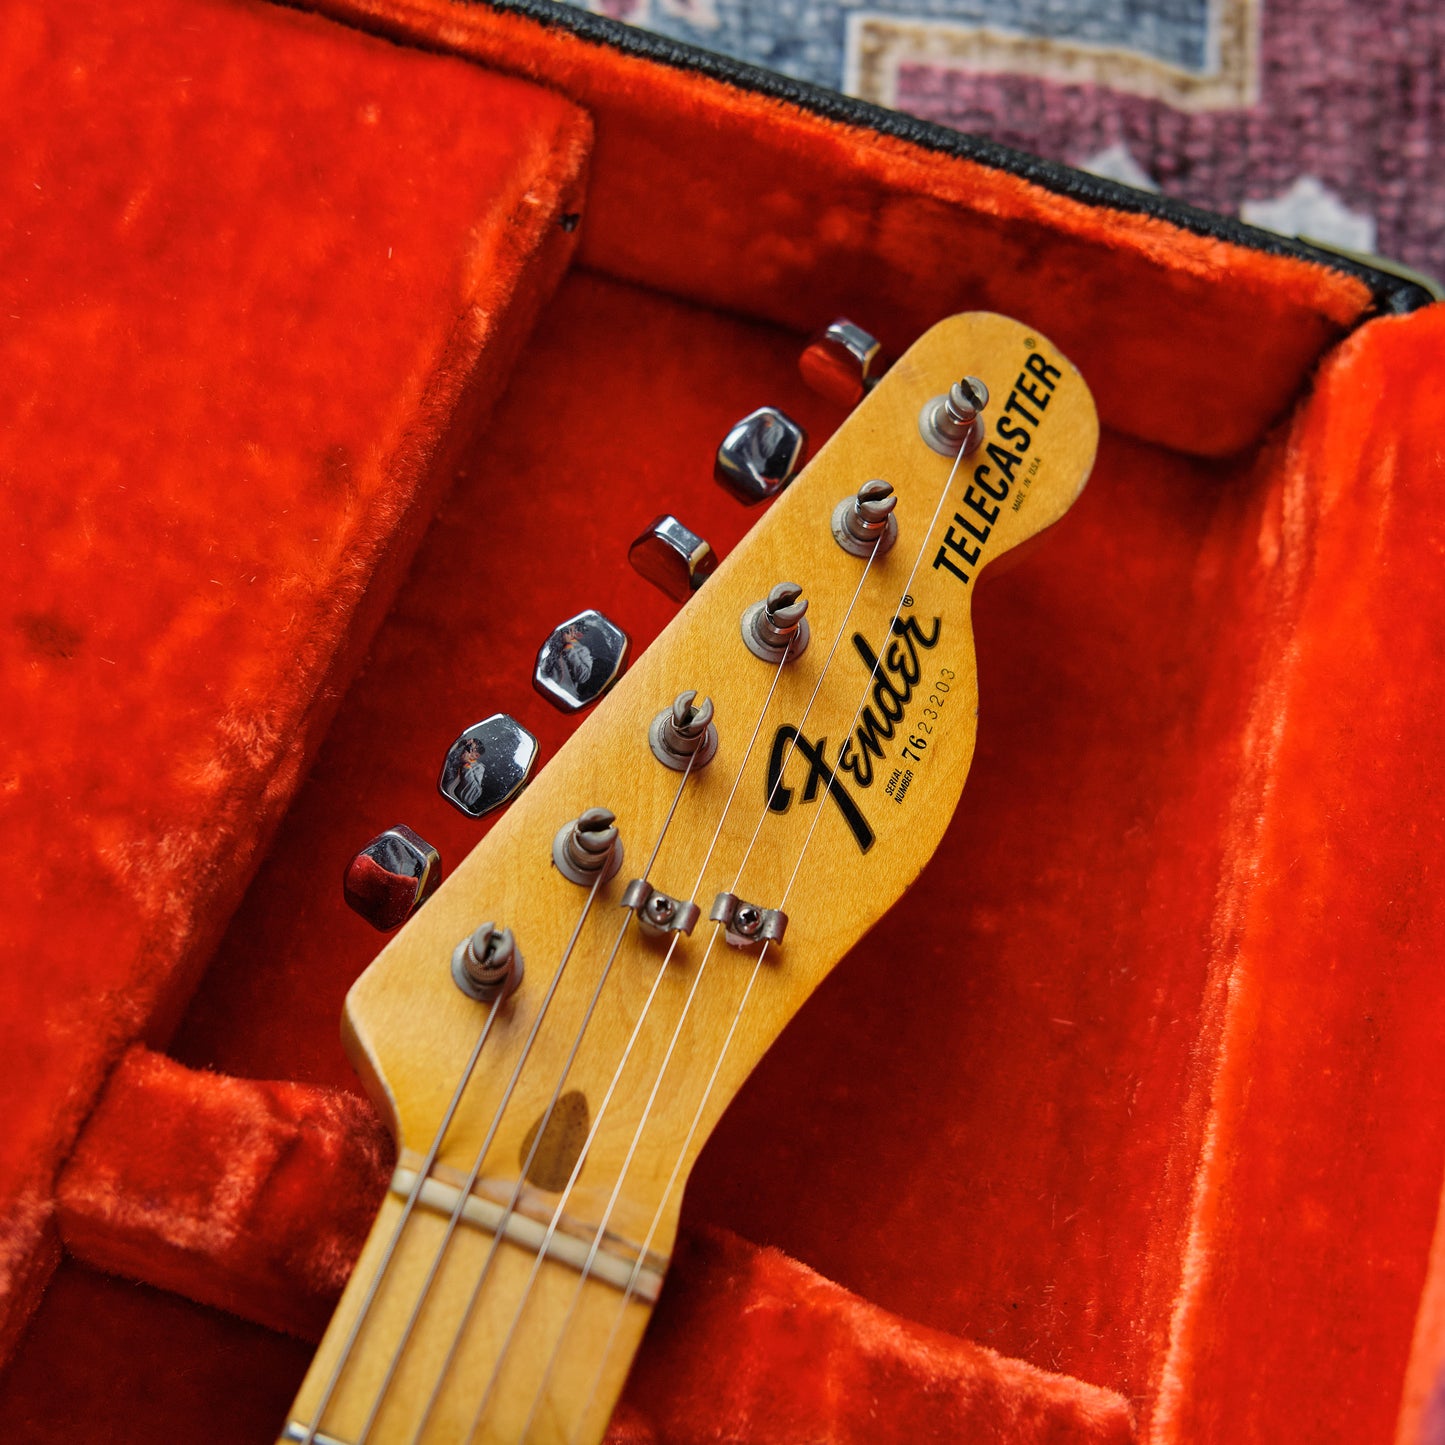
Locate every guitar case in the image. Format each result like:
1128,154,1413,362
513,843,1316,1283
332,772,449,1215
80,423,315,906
1,0,1441,1440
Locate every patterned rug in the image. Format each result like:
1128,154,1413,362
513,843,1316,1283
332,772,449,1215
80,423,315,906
573,0,1444,284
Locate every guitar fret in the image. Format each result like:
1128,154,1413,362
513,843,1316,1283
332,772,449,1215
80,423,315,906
390,1166,667,1304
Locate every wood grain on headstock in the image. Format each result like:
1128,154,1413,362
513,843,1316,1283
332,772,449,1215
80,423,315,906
282,312,1097,1443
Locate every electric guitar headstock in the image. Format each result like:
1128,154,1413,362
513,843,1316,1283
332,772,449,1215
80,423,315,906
285,311,1098,1445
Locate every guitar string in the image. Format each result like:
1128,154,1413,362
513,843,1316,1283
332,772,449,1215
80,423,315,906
401,629,793,1442
356,757,699,1445
463,634,810,1436
296,901,566,1444
334,873,607,1445
395,907,636,1445
565,436,974,1442
310,405,965,1441
567,938,770,1445
506,540,891,1441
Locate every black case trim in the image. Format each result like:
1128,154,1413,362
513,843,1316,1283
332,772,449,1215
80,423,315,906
475,0,1431,317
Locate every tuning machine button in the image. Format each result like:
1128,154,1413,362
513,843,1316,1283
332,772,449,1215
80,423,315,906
920,376,989,456
534,609,629,713
343,825,441,931
715,406,807,505
628,514,718,602
832,479,898,558
800,319,884,406
438,714,538,819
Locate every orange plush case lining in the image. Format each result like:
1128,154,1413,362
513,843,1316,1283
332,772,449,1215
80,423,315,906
3,0,1445,1442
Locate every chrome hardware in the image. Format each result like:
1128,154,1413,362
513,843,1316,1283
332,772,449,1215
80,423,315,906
710,892,788,948
451,922,525,1003
714,406,806,505
649,690,718,771
438,714,538,819
534,609,630,713
281,1426,349,1445
628,514,718,602
741,582,810,664
799,319,884,407
919,376,989,456
553,807,624,886
621,878,700,939
342,825,441,932
832,478,898,558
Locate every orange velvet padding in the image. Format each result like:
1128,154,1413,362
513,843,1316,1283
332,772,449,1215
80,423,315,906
612,1227,1135,1445
47,1049,1135,1443
0,1262,316,1444
690,303,1445,1443
1399,1182,1445,1445
0,1253,1134,1445
3,3,1441,1440
56,1047,393,1341
1132,305,1445,1445
149,273,1444,1443
311,0,1377,460
0,0,589,1359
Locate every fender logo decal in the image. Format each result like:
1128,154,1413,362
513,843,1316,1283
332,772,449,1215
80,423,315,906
766,613,941,853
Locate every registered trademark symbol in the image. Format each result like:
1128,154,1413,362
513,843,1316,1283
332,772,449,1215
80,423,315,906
1024,336,1037,349
902,594,914,607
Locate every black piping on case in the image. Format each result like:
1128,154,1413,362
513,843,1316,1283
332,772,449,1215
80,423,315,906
474,0,1432,317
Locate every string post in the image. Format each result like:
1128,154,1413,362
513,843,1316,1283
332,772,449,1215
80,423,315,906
832,478,899,558
451,922,525,1003
710,891,787,948
742,582,811,663
919,374,989,456
649,690,719,771
553,807,624,886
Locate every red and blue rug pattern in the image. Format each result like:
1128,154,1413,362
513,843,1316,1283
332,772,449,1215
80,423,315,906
578,0,1444,282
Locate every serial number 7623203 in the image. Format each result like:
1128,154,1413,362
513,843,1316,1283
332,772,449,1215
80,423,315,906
900,666,955,763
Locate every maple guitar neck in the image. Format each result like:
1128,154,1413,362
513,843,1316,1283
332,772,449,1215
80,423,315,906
279,312,1098,1444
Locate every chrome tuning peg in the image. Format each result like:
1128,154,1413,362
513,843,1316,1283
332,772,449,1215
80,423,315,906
800,319,884,406
533,608,629,713
343,825,441,931
628,514,718,602
714,406,806,505
438,714,538,819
